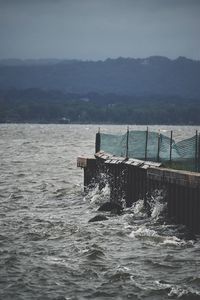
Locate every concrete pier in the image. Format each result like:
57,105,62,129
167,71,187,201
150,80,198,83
77,152,200,234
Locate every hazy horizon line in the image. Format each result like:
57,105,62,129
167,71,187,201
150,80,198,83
0,55,199,63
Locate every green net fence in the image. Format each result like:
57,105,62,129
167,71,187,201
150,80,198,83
99,130,200,172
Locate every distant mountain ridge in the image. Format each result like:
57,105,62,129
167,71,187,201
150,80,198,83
0,56,200,98
0,58,80,66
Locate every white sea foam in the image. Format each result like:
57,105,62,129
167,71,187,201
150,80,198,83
168,286,197,298
85,183,110,206
155,280,171,289
151,200,167,219
129,224,194,247
132,199,146,216
148,189,167,220
129,226,158,239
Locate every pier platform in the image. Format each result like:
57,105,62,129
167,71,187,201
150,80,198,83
77,152,200,234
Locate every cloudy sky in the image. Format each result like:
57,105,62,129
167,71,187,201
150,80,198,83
0,0,200,60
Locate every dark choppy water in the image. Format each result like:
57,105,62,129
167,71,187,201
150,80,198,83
0,124,200,300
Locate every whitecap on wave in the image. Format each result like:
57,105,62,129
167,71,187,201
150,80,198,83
84,183,110,207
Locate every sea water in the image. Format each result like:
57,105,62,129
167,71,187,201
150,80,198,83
0,124,200,300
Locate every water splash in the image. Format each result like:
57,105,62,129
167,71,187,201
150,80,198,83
131,199,147,217
125,189,195,246
147,189,167,221
168,285,200,298
84,183,110,207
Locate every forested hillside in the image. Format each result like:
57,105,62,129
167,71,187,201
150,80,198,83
0,56,200,124
0,89,199,124
0,56,200,98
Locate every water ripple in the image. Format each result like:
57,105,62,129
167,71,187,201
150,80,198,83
0,124,200,300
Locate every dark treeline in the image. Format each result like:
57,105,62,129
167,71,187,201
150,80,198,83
0,89,199,124
0,57,200,98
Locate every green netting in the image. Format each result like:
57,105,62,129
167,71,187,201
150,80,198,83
170,135,197,171
100,133,127,157
159,134,173,161
146,131,160,161
175,135,196,159
99,130,199,172
128,131,146,159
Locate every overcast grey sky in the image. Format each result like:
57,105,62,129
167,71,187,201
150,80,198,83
0,0,200,60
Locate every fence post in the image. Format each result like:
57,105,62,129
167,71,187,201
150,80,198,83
198,133,200,173
157,130,161,162
95,128,101,153
169,130,173,164
195,130,198,172
126,126,129,159
145,126,148,161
